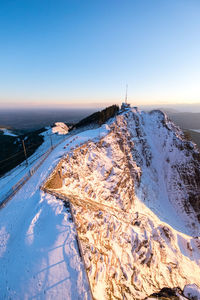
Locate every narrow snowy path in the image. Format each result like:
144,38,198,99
0,128,108,299
0,129,66,201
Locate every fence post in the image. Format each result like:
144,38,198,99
22,139,28,166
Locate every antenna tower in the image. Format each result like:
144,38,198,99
125,84,128,104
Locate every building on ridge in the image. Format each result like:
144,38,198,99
121,84,130,110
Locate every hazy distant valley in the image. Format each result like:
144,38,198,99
166,111,200,149
0,109,96,176
0,108,96,131
1,107,200,177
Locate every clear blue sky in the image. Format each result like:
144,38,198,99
0,0,200,108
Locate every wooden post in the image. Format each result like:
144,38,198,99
22,139,28,166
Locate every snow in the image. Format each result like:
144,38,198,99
0,128,18,136
0,125,111,299
183,284,200,300
0,128,66,203
0,191,90,299
1,108,200,299
52,122,69,135
126,109,200,235
43,108,200,299
62,191,200,299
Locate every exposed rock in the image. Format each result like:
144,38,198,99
44,107,200,299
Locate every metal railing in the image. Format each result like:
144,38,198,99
0,135,68,209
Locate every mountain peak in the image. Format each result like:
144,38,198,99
43,106,200,299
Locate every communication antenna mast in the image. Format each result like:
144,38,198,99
125,84,128,104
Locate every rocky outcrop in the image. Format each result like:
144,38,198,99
44,107,200,299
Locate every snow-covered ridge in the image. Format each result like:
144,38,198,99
0,128,98,299
0,127,18,136
44,107,200,299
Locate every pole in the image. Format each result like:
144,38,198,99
22,139,28,166
125,84,128,104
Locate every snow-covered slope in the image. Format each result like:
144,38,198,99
0,128,18,136
1,107,200,299
44,107,200,299
53,108,200,235
0,129,109,299
0,127,66,202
